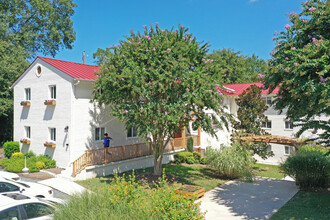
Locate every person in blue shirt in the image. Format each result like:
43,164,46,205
103,133,113,148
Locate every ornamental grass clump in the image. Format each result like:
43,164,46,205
206,143,254,180
53,172,204,220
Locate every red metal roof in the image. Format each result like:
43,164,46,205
222,82,279,96
38,56,99,81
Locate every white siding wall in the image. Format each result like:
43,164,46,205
13,60,73,167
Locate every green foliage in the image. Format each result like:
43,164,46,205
232,85,274,159
54,172,204,220
174,152,193,164
187,137,194,152
208,48,268,84
199,157,207,165
264,0,330,146
24,151,36,158
93,24,231,175
206,143,254,180
298,145,328,155
186,156,195,164
11,152,23,158
281,151,330,189
192,152,201,162
0,152,56,173
3,141,20,158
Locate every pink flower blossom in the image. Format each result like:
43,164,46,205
145,36,151,41
124,110,128,114
121,78,125,81
291,47,296,50
123,55,125,57
284,68,290,73
165,112,167,115
309,6,315,12
278,96,282,99
202,58,205,61
304,19,308,23
209,90,213,93
152,48,156,51
146,48,149,52
320,76,328,82
258,73,265,78
294,62,299,67
272,37,276,41
285,24,291,29
261,85,266,90
155,22,159,26
143,25,147,29
186,88,190,91
167,48,171,53
217,90,223,96
285,57,289,60
143,68,146,70
308,35,312,38
210,59,214,63
219,105,223,109
212,124,217,129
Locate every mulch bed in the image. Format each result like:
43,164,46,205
136,173,178,184
18,172,54,180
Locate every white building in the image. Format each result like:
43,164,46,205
11,57,325,174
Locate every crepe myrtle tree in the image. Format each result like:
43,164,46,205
93,24,231,175
264,0,330,146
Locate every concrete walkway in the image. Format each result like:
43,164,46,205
39,177,88,196
197,177,299,220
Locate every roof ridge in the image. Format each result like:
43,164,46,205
38,56,98,67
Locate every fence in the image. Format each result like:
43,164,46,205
72,135,199,177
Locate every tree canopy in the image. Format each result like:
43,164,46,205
93,25,231,175
264,0,329,145
208,48,268,84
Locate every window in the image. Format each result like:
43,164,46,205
25,88,31,100
49,128,56,141
0,182,20,193
25,126,31,138
49,85,56,99
262,97,272,105
95,127,105,141
285,146,294,155
23,203,54,219
0,206,21,220
285,121,293,130
127,126,137,138
262,120,272,129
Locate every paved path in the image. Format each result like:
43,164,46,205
197,177,299,220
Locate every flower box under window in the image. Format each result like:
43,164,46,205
44,141,56,148
20,138,31,145
44,100,56,106
20,101,31,107
176,185,205,199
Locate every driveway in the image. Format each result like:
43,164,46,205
197,177,299,220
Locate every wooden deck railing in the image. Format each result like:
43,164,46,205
72,135,200,177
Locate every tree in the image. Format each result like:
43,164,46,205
0,0,77,144
208,48,268,84
93,25,231,175
264,0,329,146
232,85,274,159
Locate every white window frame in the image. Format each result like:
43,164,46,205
285,121,293,130
49,85,56,100
262,97,272,105
95,127,105,141
127,126,137,138
49,128,56,142
25,88,31,101
284,146,294,155
25,126,31,139
261,120,272,129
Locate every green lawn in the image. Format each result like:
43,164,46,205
252,163,286,179
270,190,330,220
77,164,230,192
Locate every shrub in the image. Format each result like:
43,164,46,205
186,156,195,164
53,172,203,220
206,143,254,180
174,152,193,164
187,137,194,152
193,152,201,162
298,145,328,155
281,152,330,189
199,157,207,165
36,161,46,170
11,152,24,158
3,141,20,158
24,151,36,158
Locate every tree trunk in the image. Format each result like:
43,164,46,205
153,153,163,176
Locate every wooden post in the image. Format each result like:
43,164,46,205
72,162,76,177
85,151,88,166
171,139,174,151
104,148,107,163
182,127,186,148
197,126,201,146
149,142,153,154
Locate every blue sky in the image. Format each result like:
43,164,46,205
40,0,304,65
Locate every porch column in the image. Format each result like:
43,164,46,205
197,126,201,146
